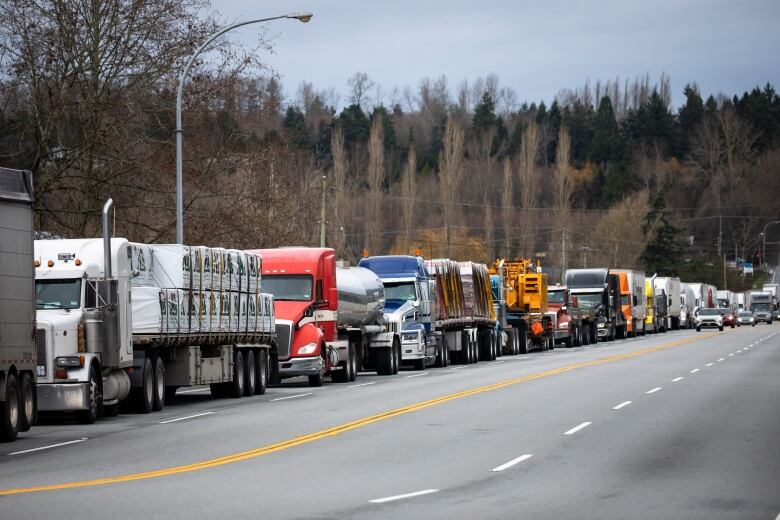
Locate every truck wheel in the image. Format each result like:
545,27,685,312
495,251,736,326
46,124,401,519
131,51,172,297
131,357,154,414
435,339,446,368
255,350,268,395
518,328,529,355
19,372,35,432
548,335,555,351
491,331,498,360
229,350,246,397
77,363,102,424
243,350,256,396
565,334,573,348
0,372,19,442
332,343,355,382
393,338,401,374
308,372,324,387
376,346,393,375
152,355,166,411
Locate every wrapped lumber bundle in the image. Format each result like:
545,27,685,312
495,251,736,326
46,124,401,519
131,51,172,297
424,259,465,320
458,261,494,319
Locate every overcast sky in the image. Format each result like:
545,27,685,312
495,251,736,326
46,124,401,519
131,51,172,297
212,0,780,109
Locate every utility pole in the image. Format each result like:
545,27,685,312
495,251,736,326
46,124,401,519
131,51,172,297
319,174,327,247
723,253,727,290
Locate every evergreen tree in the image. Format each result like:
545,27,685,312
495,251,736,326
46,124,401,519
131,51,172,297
472,91,497,136
640,192,683,276
282,106,309,149
337,103,370,146
677,83,704,155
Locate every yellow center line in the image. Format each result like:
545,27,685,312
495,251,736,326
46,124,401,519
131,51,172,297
0,331,721,496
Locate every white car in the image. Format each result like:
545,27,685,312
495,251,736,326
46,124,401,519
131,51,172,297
695,308,723,332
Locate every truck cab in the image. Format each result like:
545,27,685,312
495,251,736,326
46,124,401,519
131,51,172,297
564,268,621,341
547,284,579,348
34,238,134,420
359,255,436,369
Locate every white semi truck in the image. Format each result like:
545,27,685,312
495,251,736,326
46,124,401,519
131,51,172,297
0,168,37,441
655,277,682,330
34,200,276,421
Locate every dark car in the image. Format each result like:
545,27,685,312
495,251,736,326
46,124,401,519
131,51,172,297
737,311,756,327
717,308,736,328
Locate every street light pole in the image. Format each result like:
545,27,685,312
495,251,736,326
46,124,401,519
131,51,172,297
761,220,780,269
175,12,313,244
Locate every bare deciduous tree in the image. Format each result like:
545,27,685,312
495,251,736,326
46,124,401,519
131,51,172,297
518,120,540,256
331,124,348,256
400,146,417,253
365,113,385,254
501,158,514,258
438,117,465,257
553,126,573,270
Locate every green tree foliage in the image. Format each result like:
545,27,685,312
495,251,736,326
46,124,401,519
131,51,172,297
677,83,704,154
640,192,683,275
626,89,675,156
283,107,310,149
472,92,497,135
337,103,370,147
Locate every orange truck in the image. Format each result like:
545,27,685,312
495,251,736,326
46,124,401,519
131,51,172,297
611,269,647,338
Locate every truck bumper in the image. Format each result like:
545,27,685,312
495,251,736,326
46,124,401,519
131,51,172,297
37,383,89,412
553,330,570,341
597,325,608,338
278,356,323,377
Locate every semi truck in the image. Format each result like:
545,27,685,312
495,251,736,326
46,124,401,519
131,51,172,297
749,291,773,324
253,247,398,385
426,259,498,363
357,255,440,369
687,283,717,310
0,168,37,441
716,290,735,309
612,269,646,337
762,284,779,318
680,283,696,328
653,276,682,331
564,268,623,342
547,284,594,347
490,259,553,353
35,201,277,420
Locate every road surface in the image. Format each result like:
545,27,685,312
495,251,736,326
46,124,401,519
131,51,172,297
1,325,778,519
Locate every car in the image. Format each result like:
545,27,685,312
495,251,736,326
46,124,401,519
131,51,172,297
773,309,780,322
717,308,736,328
737,311,756,327
694,308,723,332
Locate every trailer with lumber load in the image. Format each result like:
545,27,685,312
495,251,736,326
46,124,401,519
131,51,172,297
490,259,553,353
424,259,498,363
34,202,276,420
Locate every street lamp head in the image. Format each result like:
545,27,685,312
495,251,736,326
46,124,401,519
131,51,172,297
287,12,313,23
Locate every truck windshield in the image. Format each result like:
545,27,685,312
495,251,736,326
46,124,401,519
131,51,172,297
262,275,313,301
548,291,564,304
385,282,417,301
574,293,602,307
752,303,770,312
36,279,82,310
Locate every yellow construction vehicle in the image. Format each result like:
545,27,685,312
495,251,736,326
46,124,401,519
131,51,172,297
489,259,553,354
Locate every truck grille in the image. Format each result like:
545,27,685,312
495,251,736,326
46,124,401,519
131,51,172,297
36,329,47,377
276,323,292,360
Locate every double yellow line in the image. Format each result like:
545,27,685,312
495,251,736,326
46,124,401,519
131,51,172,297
0,332,719,496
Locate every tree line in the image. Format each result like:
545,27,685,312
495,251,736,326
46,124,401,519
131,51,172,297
1,1,778,288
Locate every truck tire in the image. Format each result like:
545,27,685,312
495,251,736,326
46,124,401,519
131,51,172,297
392,337,401,374
255,350,268,395
229,350,246,398
479,331,491,361
564,333,573,349
376,347,394,376
518,328,529,355
0,372,19,442
19,372,35,432
131,357,154,414
77,363,102,423
308,372,324,387
243,350,256,396
152,355,165,411
435,338,447,368
332,343,356,382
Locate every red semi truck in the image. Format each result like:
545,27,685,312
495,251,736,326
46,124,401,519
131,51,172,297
249,247,401,387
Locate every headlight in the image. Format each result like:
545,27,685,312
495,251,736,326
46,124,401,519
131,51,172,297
597,323,606,328
56,355,85,368
297,342,318,355
558,322,569,329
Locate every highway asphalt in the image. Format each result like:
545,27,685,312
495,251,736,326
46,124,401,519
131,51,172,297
1,325,778,519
